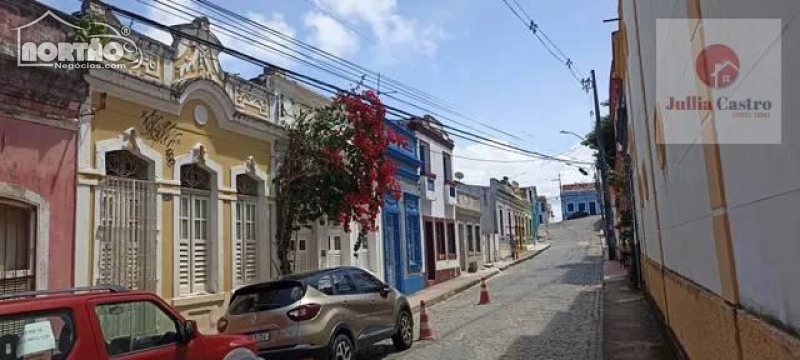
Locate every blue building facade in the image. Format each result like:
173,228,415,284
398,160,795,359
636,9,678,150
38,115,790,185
561,183,601,220
382,120,425,295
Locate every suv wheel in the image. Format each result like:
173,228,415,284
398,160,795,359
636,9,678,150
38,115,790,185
331,333,354,360
392,310,413,350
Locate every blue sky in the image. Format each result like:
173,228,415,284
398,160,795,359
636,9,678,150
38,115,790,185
41,0,617,217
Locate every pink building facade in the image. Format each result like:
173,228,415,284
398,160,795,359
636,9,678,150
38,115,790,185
0,1,87,292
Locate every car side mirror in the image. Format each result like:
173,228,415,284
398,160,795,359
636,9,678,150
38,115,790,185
379,285,391,297
181,320,197,343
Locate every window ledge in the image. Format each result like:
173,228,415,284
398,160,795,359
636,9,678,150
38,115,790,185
171,293,226,307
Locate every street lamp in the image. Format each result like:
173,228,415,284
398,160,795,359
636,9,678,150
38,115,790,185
559,131,592,177
559,130,586,141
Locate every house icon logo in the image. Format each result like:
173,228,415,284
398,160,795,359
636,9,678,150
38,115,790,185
14,10,142,70
695,44,740,89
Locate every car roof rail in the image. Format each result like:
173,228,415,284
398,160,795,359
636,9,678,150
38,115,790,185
0,285,129,301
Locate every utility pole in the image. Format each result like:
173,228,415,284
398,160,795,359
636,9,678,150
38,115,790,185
590,69,617,260
558,173,563,220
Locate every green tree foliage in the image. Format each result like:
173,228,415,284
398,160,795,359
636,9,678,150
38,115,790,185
274,91,403,275
73,12,109,45
581,115,616,170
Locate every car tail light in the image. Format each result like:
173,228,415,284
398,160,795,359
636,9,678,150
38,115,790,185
217,317,228,333
286,303,321,322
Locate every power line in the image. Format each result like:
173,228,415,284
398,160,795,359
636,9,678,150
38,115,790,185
299,0,380,47
189,0,528,143
440,123,592,164
189,0,591,166
500,0,586,85
95,0,590,166
430,148,554,163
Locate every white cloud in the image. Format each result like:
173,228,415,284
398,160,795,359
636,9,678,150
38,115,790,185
304,11,359,58
140,0,297,75
312,0,445,58
138,0,189,45
220,12,297,70
453,142,597,222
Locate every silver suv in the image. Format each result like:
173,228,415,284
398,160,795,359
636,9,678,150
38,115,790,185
217,266,414,360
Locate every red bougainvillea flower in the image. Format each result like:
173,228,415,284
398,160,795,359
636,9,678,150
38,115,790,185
322,90,401,242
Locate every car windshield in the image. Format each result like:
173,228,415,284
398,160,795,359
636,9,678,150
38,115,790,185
229,281,305,315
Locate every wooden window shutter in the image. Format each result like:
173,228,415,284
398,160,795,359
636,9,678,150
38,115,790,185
234,202,243,287
244,202,258,284
192,197,209,294
178,195,192,296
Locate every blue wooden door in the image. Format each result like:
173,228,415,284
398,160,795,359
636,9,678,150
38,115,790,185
382,196,402,289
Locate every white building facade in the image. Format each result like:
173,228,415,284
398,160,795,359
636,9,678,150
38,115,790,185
410,116,461,286
265,71,384,279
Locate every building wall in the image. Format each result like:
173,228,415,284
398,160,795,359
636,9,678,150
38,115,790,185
456,210,483,271
416,131,459,279
81,91,273,332
418,132,453,220
0,0,90,292
621,0,800,358
382,120,425,294
562,190,601,219
0,116,76,290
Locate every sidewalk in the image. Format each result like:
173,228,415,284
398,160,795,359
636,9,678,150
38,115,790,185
603,260,678,360
407,242,551,312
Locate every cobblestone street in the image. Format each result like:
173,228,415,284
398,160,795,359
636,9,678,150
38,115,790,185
363,216,604,360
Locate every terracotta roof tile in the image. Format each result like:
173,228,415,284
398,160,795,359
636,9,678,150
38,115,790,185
562,182,596,192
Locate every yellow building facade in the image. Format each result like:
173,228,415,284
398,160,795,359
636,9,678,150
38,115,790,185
74,7,283,332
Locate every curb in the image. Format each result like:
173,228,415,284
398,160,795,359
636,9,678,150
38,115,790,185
596,268,605,360
410,269,500,313
597,240,606,360
410,243,551,313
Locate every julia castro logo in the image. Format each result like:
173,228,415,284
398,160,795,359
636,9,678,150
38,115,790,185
697,44,739,89
666,43,773,115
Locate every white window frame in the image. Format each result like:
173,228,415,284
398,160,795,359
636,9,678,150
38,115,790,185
233,197,258,288
172,147,223,299
178,191,211,296
230,164,269,287
0,197,37,290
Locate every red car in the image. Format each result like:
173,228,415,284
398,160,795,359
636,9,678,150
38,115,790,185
0,286,261,360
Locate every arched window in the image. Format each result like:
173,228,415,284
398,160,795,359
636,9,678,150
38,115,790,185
105,150,149,180
177,164,213,296
236,174,259,197
180,164,211,191
233,174,259,287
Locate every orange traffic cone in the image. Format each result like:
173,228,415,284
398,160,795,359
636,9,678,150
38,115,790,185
478,278,491,305
418,300,437,341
